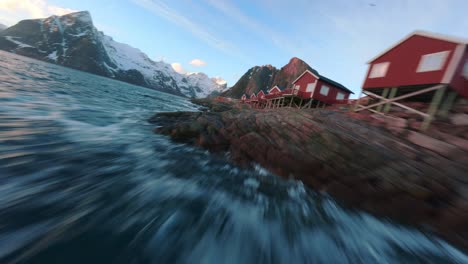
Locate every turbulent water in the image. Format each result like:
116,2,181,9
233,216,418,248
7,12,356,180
0,51,467,264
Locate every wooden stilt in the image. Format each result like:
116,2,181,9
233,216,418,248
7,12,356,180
289,97,293,107
355,85,444,113
298,98,303,109
421,85,447,131
439,90,457,118
376,88,390,112
383,87,398,113
353,90,363,112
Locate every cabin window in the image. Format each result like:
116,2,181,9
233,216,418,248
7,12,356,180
306,82,316,92
369,62,390,78
319,85,330,96
463,61,468,79
417,51,450,72
336,92,345,100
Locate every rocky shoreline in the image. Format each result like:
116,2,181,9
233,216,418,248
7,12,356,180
149,98,468,250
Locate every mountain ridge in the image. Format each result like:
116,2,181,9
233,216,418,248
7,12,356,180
0,11,226,98
222,57,316,99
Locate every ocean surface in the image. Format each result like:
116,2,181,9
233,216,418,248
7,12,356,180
0,51,466,264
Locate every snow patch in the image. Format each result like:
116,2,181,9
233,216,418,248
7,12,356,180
47,51,58,62
100,33,226,98
4,36,34,49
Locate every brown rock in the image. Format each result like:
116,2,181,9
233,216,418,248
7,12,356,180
407,131,458,158
150,98,468,251
450,113,468,126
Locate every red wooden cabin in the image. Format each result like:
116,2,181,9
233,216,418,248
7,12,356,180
362,31,467,98
268,85,282,95
241,94,247,103
292,70,353,104
257,90,266,100
250,93,257,102
355,30,468,130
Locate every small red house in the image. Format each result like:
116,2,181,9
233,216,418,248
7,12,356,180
268,85,282,94
292,70,353,104
241,94,247,102
250,93,257,101
362,31,468,98
257,90,266,100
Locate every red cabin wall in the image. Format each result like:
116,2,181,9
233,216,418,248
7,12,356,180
269,87,281,94
257,90,265,99
363,35,458,89
293,72,318,98
312,80,350,104
449,48,468,98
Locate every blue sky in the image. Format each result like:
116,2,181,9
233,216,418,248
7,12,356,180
1,0,467,96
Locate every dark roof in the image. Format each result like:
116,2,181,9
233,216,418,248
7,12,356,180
318,75,354,94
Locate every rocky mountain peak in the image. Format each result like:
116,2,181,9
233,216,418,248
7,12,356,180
222,57,317,99
0,11,226,98
281,57,313,77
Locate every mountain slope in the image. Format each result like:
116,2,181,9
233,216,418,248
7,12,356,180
0,11,226,98
223,57,316,99
0,24,6,31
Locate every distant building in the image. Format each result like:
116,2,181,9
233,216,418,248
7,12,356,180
268,85,282,94
257,90,266,100
291,70,354,104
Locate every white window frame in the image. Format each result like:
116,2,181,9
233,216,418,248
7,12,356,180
336,92,345,100
319,85,330,96
463,61,468,79
306,81,316,93
369,62,390,78
416,51,450,73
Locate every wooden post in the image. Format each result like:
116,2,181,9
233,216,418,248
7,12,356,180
289,97,293,107
376,88,390,112
383,87,398,113
421,85,447,131
353,89,363,112
308,99,312,108
439,90,457,118
298,98,303,109
322,102,326,109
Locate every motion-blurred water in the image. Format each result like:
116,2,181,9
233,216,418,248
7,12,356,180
0,51,466,264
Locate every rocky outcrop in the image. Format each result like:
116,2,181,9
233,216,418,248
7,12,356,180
149,99,468,250
222,57,316,99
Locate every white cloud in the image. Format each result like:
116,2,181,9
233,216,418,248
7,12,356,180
0,0,77,25
189,59,207,67
171,62,186,74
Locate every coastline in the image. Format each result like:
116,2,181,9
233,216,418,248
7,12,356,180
149,98,468,250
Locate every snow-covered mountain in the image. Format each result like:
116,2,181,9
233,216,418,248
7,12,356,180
0,11,226,98
0,24,6,31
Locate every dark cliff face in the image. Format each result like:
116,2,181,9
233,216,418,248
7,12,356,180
0,11,116,77
223,57,316,99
